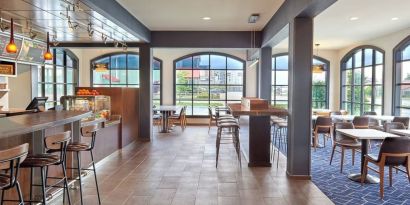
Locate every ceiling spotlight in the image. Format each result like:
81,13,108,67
391,17,399,21
349,17,359,21
201,17,211,21
87,22,94,38
29,28,37,39
248,14,260,23
52,34,59,46
101,33,108,44
67,16,79,32
0,18,9,32
114,40,119,47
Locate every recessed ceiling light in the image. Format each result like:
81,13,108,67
391,17,399,21
202,17,211,21
349,17,359,21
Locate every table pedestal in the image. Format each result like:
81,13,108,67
160,111,171,133
348,138,380,184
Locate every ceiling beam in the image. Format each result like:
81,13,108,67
81,0,151,42
262,0,337,47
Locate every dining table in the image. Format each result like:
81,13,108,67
153,105,181,133
366,115,395,122
331,115,355,122
389,129,410,136
336,129,399,183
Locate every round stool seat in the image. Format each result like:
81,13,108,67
0,174,11,189
217,123,239,128
67,142,91,152
276,122,288,128
21,154,60,168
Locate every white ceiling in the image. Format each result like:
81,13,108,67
313,0,410,50
116,0,284,31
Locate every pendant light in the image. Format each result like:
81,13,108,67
6,18,17,53
94,63,108,72
44,32,53,60
312,44,324,73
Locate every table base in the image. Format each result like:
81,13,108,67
348,173,380,184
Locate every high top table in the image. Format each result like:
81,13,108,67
228,103,288,167
336,129,399,183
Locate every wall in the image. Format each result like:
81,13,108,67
0,76,8,109
8,63,32,108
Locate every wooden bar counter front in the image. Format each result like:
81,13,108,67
229,98,288,167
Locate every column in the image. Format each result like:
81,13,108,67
139,44,153,141
287,17,313,178
258,47,272,100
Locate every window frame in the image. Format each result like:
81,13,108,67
340,45,385,115
173,52,246,117
271,53,330,109
36,48,79,108
90,52,163,105
393,35,410,116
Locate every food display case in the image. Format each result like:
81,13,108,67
60,95,111,120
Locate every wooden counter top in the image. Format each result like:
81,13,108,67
228,103,288,117
0,110,92,138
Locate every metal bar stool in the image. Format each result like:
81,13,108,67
66,124,101,205
271,122,287,168
0,143,29,205
19,131,72,205
216,120,241,168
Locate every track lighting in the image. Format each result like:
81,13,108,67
87,22,94,38
67,16,79,31
114,40,119,47
101,33,108,44
52,34,59,46
29,28,37,39
0,18,9,32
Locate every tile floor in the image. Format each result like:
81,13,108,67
52,126,333,205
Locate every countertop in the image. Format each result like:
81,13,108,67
228,103,288,116
0,110,92,138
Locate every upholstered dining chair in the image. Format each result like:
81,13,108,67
361,136,410,199
312,116,332,151
208,106,217,131
392,117,410,129
352,116,369,129
169,106,187,129
384,122,406,133
363,111,382,130
330,122,361,173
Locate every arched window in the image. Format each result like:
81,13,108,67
393,35,410,116
340,46,384,115
271,54,330,109
36,48,78,108
90,52,162,105
174,52,245,116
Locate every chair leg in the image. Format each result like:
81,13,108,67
30,167,33,205
389,166,393,187
380,165,384,199
352,148,355,166
340,147,345,173
216,128,221,168
76,152,84,205
15,181,24,205
1,189,4,205
406,162,410,183
40,167,47,205
361,159,368,185
90,150,101,205
330,145,336,165
62,162,71,205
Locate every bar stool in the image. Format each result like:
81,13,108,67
20,131,72,205
216,121,241,167
271,122,287,168
66,124,101,205
0,143,29,205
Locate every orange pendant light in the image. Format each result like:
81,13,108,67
6,18,17,53
43,32,53,60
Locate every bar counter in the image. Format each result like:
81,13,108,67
228,103,288,167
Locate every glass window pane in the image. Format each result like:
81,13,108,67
354,69,361,85
176,57,192,69
374,86,383,105
37,66,43,82
275,56,288,70
374,105,382,115
227,86,243,100
210,101,225,107
67,56,73,67
95,57,109,65
194,55,210,69
400,61,410,82
176,85,192,100
193,102,209,116
67,84,74,96
210,70,226,84
276,71,288,85
128,70,139,85
67,68,73,83
111,54,127,69
176,101,192,115
210,86,226,100
402,45,410,61
56,66,64,83
271,71,275,85
354,50,362,68
363,104,371,113
312,85,326,102
210,55,225,69
274,101,288,109
153,85,161,100
37,83,42,97
354,86,361,102
153,60,161,70
93,70,110,85
176,70,192,84
110,70,127,84
153,70,160,84
375,65,383,84
193,85,209,100
344,70,353,85
45,66,53,83
353,104,361,115
275,86,288,101
192,70,209,84
45,84,54,101
364,49,373,66
363,67,372,85
227,58,243,69
312,72,326,84
344,86,352,102
56,50,64,66
227,70,243,85
399,85,410,107
346,57,353,69
56,84,64,102
376,51,383,64
363,86,372,104
128,55,139,69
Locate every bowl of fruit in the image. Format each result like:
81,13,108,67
76,89,100,96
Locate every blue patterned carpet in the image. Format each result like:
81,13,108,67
276,136,410,205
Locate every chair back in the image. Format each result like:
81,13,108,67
378,136,410,166
363,112,379,127
330,111,342,116
81,124,99,149
392,117,409,129
0,143,29,189
314,117,332,133
352,116,369,129
208,106,213,117
45,131,71,163
363,111,377,115
384,122,405,133
333,122,354,141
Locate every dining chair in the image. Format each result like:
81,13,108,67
361,136,410,199
330,111,343,123
330,122,361,173
208,106,217,131
384,122,406,133
312,116,332,151
392,117,409,129
169,106,187,129
363,111,382,130
352,116,369,129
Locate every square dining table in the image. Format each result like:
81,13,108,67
331,115,355,122
389,129,410,136
336,129,399,183
153,106,181,133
